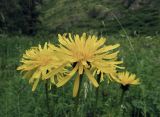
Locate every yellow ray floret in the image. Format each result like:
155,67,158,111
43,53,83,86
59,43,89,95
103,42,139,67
113,71,140,86
53,33,123,97
17,42,66,91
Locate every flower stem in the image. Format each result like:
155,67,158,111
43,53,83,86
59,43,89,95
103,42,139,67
96,73,101,106
120,89,125,104
45,80,52,117
119,85,129,116
74,74,83,116
94,73,101,116
119,89,125,116
120,85,129,104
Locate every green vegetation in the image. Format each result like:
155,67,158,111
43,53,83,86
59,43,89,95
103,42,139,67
0,0,42,35
0,34,160,116
1,0,159,35
41,0,160,35
0,0,160,116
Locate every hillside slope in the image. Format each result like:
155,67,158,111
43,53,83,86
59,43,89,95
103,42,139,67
40,0,160,35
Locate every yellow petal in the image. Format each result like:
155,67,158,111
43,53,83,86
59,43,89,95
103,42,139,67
44,42,48,50
104,51,119,59
29,77,34,84
32,79,39,91
78,63,83,74
22,71,34,79
50,76,55,84
17,65,25,70
56,75,72,87
31,70,41,79
38,44,43,51
84,67,99,87
45,62,68,78
96,37,106,46
131,79,140,85
73,74,80,97
109,73,118,81
58,34,68,45
95,44,120,54
100,72,104,82
56,63,79,87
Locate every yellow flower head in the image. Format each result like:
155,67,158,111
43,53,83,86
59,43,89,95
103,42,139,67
17,42,65,91
50,33,123,97
114,71,140,86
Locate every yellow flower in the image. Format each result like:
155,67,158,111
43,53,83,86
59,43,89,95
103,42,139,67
48,33,123,97
114,71,140,86
17,42,65,91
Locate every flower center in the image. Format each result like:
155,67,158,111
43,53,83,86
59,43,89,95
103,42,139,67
38,55,52,66
74,52,91,61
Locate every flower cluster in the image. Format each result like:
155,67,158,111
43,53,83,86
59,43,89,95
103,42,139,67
17,33,140,96
17,42,66,91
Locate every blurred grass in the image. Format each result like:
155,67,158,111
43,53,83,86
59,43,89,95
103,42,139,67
0,34,160,117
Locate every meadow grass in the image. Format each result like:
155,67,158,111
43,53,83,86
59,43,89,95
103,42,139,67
0,34,160,117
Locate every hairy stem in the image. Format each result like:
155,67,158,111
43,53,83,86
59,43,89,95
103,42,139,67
45,80,51,117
